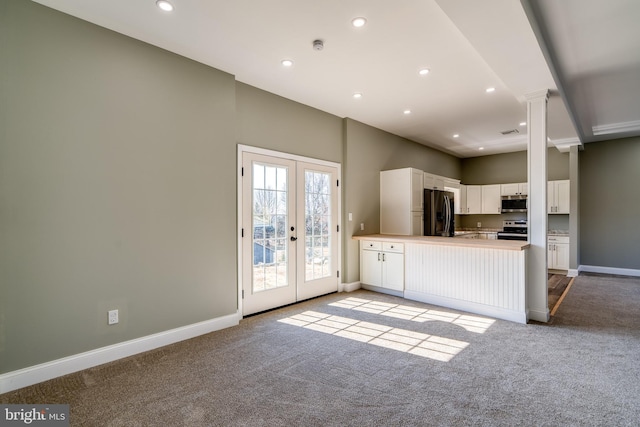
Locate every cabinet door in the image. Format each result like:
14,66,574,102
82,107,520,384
519,183,528,195
548,243,554,267
382,252,404,291
501,183,520,196
555,243,570,270
547,181,555,213
556,180,570,214
411,211,423,236
466,185,482,214
482,184,501,214
411,169,424,211
361,249,382,287
423,173,434,190
459,185,468,215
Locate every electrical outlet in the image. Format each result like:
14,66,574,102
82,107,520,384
360,223,365,231
348,213,353,221
477,222,482,228
108,309,119,325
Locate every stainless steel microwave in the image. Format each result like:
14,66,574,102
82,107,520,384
501,195,527,213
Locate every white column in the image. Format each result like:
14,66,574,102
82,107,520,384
526,90,549,323
569,145,580,276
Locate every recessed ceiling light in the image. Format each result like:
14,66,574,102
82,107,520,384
403,110,412,115
453,134,459,138
485,87,496,93
479,147,485,151
419,68,430,76
353,93,363,99
352,17,367,28
281,59,294,67
520,122,527,126
156,0,174,12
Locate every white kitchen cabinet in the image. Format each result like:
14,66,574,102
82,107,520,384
360,240,404,293
548,235,569,270
424,172,445,190
380,168,423,235
459,185,467,214
411,211,423,236
481,184,501,214
501,182,528,196
465,185,482,214
548,180,570,214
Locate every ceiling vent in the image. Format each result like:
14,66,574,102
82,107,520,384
500,129,520,135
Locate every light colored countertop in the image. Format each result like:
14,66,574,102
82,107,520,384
353,234,529,251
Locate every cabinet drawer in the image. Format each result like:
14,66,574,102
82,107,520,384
383,242,404,253
548,236,569,244
361,240,382,251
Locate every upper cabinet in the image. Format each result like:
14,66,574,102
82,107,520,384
481,184,502,214
501,182,528,196
380,168,424,235
548,180,570,214
465,185,482,214
423,172,445,191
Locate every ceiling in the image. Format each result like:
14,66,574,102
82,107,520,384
33,0,640,158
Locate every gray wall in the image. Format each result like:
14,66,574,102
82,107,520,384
459,148,570,229
343,119,461,282
0,0,347,374
580,137,640,269
236,83,342,163
0,0,238,373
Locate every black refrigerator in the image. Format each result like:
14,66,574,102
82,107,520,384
424,189,454,237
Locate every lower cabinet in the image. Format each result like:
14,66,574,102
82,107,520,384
360,240,404,293
548,235,569,270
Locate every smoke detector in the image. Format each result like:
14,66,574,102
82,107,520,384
313,39,324,51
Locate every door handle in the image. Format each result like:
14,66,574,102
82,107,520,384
290,236,297,241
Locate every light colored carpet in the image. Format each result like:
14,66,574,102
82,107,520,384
2,273,640,426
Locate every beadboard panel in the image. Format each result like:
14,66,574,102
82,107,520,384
404,243,527,323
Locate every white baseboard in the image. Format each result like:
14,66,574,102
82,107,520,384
579,265,640,277
528,308,551,323
0,312,241,394
403,290,528,324
341,281,361,292
567,268,579,277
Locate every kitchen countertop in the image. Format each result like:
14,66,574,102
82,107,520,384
353,234,529,251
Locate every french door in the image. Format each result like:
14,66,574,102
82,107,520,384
241,150,339,316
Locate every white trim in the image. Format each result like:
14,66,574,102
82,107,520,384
578,265,640,278
527,308,550,323
340,281,361,293
0,313,240,394
237,144,342,316
404,291,527,324
238,144,340,169
567,268,579,277
551,137,582,153
592,120,640,136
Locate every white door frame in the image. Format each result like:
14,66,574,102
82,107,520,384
237,144,342,316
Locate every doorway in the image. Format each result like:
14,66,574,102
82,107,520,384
239,146,340,316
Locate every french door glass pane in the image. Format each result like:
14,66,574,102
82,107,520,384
252,163,288,292
304,171,332,281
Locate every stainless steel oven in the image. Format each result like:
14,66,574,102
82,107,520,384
497,220,528,241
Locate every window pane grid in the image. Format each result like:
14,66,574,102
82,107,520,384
252,163,288,293
305,171,332,282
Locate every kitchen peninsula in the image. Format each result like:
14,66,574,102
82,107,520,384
353,234,530,324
